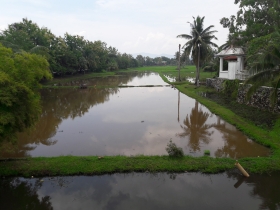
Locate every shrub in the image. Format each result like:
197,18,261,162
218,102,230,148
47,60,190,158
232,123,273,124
222,79,240,99
204,150,210,155
166,140,184,157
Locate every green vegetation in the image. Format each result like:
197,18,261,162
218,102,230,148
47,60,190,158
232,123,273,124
0,18,178,77
221,0,280,105
204,150,210,156
0,44,52,142
0,156,235,177
177,16,218,86
166,140,184,158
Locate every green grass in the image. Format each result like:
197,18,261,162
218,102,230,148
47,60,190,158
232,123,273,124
204,150,210,156
0,156,236,177
1,65,280,177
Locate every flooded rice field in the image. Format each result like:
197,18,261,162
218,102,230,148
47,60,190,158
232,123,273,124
0,72,270,158
1,171,279,210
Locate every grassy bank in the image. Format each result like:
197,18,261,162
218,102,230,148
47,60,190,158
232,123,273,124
1,66,280,177
1,154,279,178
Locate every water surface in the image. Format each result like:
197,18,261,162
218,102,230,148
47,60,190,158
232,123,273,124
1,171,279,210
0,73,270,158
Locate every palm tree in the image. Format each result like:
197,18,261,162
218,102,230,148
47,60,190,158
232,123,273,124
177,16,218,86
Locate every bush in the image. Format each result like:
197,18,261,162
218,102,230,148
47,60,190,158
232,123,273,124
222,79,240,99
166,140,184,157
204,150,210,155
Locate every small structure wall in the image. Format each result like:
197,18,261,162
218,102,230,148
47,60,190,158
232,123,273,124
206,78,227,91
206,78,280,113
228,61,237,79
238,84,280,113
219,71,228,79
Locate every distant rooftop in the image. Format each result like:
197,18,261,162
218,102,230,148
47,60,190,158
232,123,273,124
217,47,245,57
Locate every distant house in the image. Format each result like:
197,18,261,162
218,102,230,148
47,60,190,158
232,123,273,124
216,47,248,80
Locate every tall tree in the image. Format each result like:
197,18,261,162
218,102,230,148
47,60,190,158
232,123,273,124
220,0,280,46
221,0,280,107
0,44,52,142
244,30,280,106
177,16,218,86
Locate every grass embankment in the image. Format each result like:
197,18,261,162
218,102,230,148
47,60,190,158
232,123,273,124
1,66,280,177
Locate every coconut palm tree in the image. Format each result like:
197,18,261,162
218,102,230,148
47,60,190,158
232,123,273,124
177,16,218,86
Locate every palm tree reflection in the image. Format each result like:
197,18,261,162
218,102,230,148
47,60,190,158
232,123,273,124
177,101,214,152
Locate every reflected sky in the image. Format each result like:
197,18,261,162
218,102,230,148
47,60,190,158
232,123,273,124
1,172,280,210
58,72,168,87
0,73,270,158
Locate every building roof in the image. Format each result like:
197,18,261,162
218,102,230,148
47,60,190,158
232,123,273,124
217,47,245,57
224,55,237,60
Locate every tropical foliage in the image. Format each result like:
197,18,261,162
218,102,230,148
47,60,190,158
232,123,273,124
177,16,218,86
221,0,280,106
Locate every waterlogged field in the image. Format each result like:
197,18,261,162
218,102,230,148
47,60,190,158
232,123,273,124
1,171,280,210
0,72,270,158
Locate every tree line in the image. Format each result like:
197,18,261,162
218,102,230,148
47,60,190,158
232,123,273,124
0,18,180,77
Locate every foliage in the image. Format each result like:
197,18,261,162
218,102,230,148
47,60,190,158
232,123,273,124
222,79,240,99
0,18,179,77
177,16,218,86
220,0,280,46
202,48,219,75
220,1,280,106
220,33,242,50
166,140,184,157
0,18,142,76
244,31,280,105
204,150,210,155
0,44,52,142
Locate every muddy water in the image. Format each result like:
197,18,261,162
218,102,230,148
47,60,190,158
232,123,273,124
0,73,270,158
1,171,279,210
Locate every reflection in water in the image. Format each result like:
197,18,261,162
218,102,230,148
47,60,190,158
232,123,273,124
177,101,215,152
177,90,180,122
214,119,270,159
1,172,279,210
0,73,270,158
0,178,53,210
58,72,166,87
0,87,118,158
176,100,270,158
227,171,280,210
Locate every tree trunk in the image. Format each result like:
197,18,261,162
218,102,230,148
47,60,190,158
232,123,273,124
196,45,200,87
178,44,181,81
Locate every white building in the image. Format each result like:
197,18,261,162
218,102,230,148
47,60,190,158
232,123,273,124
217,47,248,80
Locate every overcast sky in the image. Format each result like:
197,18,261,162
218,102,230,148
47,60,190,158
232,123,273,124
1,0,239,57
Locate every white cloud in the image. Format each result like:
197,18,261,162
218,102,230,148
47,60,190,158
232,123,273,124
0,25,6,31
22,0,50,7
74,31,87,36
0,0,240,55
96,0,138,9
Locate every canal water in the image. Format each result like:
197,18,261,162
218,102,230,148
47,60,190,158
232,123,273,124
0,72,270,158
1,171,279,210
